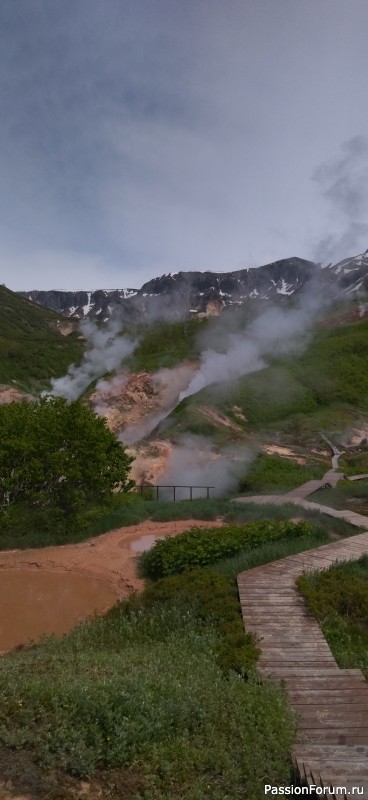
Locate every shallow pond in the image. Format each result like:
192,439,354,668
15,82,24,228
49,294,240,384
128,533,166,552
0,570,118,652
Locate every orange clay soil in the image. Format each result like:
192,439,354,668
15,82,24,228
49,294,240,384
0,518,224,600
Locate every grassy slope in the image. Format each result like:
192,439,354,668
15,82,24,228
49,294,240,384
126,317,206,372
158,316,368,449
0,285,83,389
0,555,297,798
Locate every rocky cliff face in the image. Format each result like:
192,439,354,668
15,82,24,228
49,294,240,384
19,250,368,321
22,288,139,321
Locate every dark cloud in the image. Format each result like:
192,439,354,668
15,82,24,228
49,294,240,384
0,1,368,289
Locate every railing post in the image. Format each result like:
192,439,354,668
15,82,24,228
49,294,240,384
190,486,193,501
156,486,159,501
173,485,176,502
207,486,210,500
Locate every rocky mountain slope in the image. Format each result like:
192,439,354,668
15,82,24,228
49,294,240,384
19,250,368,322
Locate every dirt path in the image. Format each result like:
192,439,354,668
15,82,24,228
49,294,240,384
0,518,223,598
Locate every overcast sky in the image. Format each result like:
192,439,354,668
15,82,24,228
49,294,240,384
1,0,368,290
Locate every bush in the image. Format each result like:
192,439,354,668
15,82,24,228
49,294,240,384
0,589,293,792
297,557,368,626
140,519,317,579
0,397,134,540
297,556,368,679
140,567,259,674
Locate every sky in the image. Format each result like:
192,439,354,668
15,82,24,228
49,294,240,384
1,0,368,291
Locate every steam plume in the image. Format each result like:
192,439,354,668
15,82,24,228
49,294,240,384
119,364,193,443
313,136,368,264
180,299,319,401
158,434,252,498
49,318,136,401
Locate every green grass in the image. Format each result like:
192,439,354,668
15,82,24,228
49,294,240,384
0,285,83,389
297,555,368,680
213,530,330,579
126,317,206,372
0,493,359,551
0,573,295,797
340,450,368,476
89,494,362,539
309,478,368,514
239,453,326,493
158,316,368,449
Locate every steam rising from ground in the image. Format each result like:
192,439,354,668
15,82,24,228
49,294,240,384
49,318,136,401
158,434,252,499
313,136,368,264
180,299,320,401
119,365,193,444
92,372,130,417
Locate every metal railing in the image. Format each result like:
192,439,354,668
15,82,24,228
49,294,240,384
134,484,215,501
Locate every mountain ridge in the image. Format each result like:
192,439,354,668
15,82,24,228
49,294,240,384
18,250,368,321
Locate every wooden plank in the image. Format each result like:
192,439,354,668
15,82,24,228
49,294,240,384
261,667,344,676
289,691,368,703
237,529,368,787
299,713,368,726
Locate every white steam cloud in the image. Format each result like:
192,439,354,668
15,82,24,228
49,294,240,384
158,434,252,498
180,299,320,401
92,372,130,417
313,136,368,264
119,364,193,444
49,318,136,401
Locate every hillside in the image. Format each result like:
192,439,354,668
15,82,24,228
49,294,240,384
0,285,83,389
156,315,368,453
5,272,368,486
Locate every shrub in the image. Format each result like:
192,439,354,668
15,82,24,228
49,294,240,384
297,556,368,679
138,567,259,675
0,588,293,790
297,560,368,626
0,398,134,541
140,519,317,579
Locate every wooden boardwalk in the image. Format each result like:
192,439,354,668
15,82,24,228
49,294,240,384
237,532,368,798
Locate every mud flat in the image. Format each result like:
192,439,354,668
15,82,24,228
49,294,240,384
0,519,223,652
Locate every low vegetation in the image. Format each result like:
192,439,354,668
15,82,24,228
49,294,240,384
239,452,325,493
88,493,358,538
212,528,330,579
340,448,368,475
126,317,205,372
297,555,368,679
0,484,358,550
0,568,295,798
0,284,83,389
309,477,368,515
160,316,368,449
140,519,318,578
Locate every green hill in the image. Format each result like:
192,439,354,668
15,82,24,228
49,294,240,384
0,285,83,390
125,317,206,372
158,316,368,450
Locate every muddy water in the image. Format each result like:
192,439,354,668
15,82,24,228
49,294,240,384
128,533,166,552
0,570,118,652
